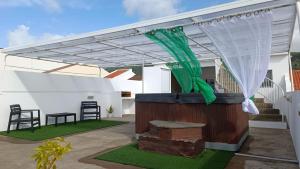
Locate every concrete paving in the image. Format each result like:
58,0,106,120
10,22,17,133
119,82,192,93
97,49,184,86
226,156,299,169
226,127,299,169
0,117,135,169
0,117,299,169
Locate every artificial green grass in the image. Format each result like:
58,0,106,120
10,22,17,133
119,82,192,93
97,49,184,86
96,144,234,169
0,120,127,141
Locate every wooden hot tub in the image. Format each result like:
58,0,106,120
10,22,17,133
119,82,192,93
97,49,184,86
135,93,249,151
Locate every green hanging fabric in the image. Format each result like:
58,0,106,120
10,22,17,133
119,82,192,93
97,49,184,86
166,63,192,93
145,26,216,104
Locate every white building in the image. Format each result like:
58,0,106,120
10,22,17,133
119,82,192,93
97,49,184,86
0,0,300,166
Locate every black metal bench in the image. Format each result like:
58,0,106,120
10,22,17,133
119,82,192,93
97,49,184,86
7,104,41,133
80,101,101,121
46,113,76,126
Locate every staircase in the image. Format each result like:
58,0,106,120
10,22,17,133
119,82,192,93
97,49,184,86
215,60,288,129
249,98,287,129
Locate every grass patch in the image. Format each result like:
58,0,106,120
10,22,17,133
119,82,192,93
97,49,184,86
0,120,127,141
96,144,234,169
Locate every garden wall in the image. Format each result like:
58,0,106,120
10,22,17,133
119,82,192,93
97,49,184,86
277,92,300,166
0,70,139,131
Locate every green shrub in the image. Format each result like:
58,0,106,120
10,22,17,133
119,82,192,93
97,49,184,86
32,137,72,169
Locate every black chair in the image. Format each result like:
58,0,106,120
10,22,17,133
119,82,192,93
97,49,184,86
7,104,41,133
80,101,101,121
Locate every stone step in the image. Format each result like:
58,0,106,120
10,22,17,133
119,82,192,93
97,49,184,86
149,120,206,140
249,114,283,122
255,102,273,109
258,108,280,115
138,132,204,157
150,120,205,128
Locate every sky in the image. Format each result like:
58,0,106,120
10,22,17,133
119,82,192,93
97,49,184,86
0,0,235,48
1,0,299,52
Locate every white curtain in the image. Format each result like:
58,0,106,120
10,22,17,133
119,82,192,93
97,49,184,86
199,11,272,114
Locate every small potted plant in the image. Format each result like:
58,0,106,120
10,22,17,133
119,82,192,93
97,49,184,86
106,105,113,118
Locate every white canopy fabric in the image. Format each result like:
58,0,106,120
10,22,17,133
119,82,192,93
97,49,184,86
200,11,272,114
1,0,297,68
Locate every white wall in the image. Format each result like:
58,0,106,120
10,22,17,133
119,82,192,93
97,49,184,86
111,79,142,94
269,54,291,86
0,65,172,131
161,68,171,93
289,93,300,167
277,92,300,166
111,78,142,115
0,70,123,131
143,66,171,93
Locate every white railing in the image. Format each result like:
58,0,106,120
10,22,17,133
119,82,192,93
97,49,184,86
256,77,285,106
215,63,241,93
215,62,286,122
215,61,285,101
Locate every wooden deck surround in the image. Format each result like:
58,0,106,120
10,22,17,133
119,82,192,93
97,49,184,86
135,93,249,147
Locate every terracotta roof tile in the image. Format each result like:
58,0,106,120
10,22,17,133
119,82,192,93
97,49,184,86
129,75,142,81
104,69,128,78
293,70,300,90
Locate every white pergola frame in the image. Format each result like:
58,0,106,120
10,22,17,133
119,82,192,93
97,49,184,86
1,0,299,68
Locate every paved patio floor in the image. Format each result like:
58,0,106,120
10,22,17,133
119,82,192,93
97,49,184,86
0,117,135,169
0,117,299,169
226,127,299,169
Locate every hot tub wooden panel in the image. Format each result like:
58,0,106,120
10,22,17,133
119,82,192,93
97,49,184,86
135,93,248,144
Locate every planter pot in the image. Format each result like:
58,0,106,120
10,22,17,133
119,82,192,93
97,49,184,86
107,113,113,118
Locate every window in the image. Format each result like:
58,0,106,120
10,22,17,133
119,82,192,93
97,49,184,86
261,70,273,88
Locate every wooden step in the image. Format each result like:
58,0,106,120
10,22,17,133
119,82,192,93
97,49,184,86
258,108,280,115
255,102,273,109
249,114,283,122
149,120,206,140
254,98,265,103
138,132,204,157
